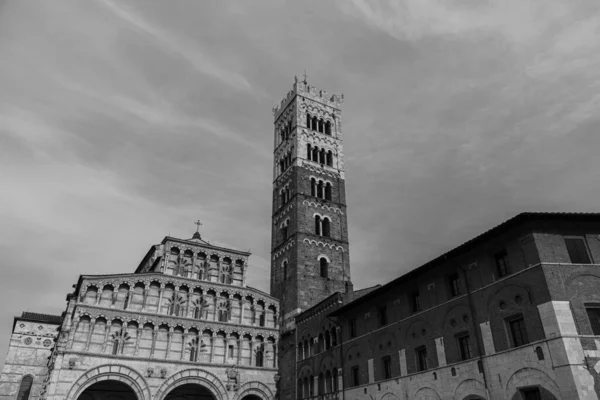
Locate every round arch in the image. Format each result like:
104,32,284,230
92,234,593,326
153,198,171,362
453,378,488,400
505,367,561,399
412,386,442,400
154,368,227,400
66,364,151,400
236,381,275,400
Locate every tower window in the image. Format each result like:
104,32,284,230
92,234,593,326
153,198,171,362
326,151,333,166
322,218,331,237
325,121,332,135
16,375,33,400
351,366,360,387
319,148,325,164
311,178,316,197
283,261,289,281
565,237,591,264
319,258,329,278
318,119,324,133
312,146,319,162
306,114,311,128
307,144,312,161
325,183,332,200
317,180,324,198
378,305,388,326
312,116,318,131
315,216,321,236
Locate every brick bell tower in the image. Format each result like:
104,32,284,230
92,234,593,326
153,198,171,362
270,76,352,399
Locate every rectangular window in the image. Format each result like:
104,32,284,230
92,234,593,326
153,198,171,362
415,346,428,371
351,366,360,387
448,273,460,297
382,356,392,379
349,318,357,338
411,291,421,313
507,314,529,347
494,250,510,278
586,306,600,335
456,332,472,361
378,305,388,327
520,387,542,400
565,237,591,264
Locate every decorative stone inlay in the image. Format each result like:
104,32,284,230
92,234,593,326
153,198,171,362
23,337,32,345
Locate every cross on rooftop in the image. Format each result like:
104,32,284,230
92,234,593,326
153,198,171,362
303,70,308,84
194,220,203,233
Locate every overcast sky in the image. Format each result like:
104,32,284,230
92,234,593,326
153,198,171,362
1,0,600,367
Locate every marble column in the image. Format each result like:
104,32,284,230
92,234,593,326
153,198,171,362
84,318,96,351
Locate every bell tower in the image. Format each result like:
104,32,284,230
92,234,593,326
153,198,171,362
270,76,352,399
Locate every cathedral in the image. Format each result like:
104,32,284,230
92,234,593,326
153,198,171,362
3,77,600,400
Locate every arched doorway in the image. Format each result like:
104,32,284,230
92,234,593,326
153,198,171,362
165,383,215,400
77,380,137,400
241,396,262,400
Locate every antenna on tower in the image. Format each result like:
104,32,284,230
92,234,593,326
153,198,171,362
303,70,308,84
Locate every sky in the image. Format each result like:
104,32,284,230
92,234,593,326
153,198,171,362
1,0,600,367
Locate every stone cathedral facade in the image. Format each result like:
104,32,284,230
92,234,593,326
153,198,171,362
0,232,279,400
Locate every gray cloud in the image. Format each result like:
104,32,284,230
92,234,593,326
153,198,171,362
2,0,600,367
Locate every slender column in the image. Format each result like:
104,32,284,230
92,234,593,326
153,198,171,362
186,292,193,318
181,330,189,361
150,327,158,358
313,376,319,397
240,300,245,324
84,318,96,351
250,340,255,366
165,327,173,359
125,287,133,310
210,335,216,363
237,338,242,364
96,288,103,305
102,323,111,353
67,317,80,350
79,285,87,303
213,296,218,321
157,284,165,314
110,286,117,308
273,340,278,368
134,327,141,356
142,287,149,311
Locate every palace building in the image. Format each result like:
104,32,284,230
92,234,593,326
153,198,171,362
0,232,280,400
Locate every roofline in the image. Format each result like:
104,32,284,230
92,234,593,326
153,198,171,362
162,236,251,257
330,212,600,316
134,244,159,274
12,314,63,331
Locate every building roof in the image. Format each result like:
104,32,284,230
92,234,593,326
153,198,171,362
331,212,600,316
14,311,62,331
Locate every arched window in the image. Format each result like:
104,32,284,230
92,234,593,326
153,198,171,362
312,116,318,131
297,379,303,400
112,339,119,355
283,261,288,281
304,339,309,357
312,147,319,161
326,151,333,166
319,148,325,164
255,344,264,367
307,144,312,161
282,223,288,241
318,119,324,133
325,183,332,201
259,313,266,327
320,258,329,278
322,218,331,237
279,160,284,174
309,376,314,398
325,370,332,393
333,368,338,391
318,334,324,353
325,330,331,349
315,216,321,236
306,114,311,128
280,190,286,206
325,121,332,135
194,306,201,319
280,130,285,143
318,372,325,394
16,375,33,400
332,329,337,347
317,181,324,199
298,341,304,360
304,377,310,398
310,178,316,197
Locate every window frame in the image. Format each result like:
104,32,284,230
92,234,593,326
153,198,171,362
456,331,472,361
349,318,357,338
415,345,428,372
382,355,392,380
378,305,388,327
585,304,600,335
350,365,360,387
494,249,510,278
411,291,421,313
448,273,461,297
564,236,592,264
506,313,529,348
